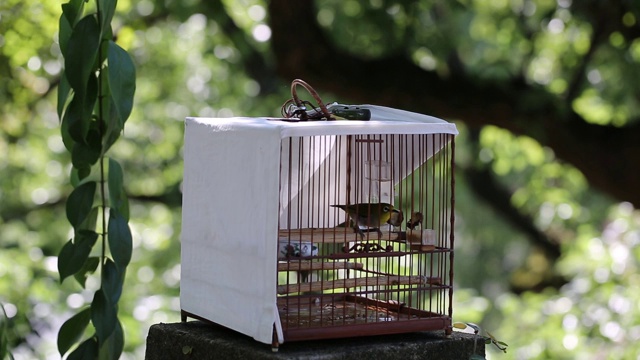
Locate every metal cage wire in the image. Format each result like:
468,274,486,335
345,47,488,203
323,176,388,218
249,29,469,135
275,132,455,343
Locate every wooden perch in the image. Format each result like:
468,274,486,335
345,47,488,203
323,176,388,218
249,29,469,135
277,275,442,295
279,228,401,243
278,261,364,272
409,244,436,252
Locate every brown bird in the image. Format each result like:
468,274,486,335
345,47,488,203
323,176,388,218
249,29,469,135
406,211,423,230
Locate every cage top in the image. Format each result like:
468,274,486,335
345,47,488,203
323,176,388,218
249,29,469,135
187,107,457,138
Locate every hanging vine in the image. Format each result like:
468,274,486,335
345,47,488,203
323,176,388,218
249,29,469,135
56,0,135,358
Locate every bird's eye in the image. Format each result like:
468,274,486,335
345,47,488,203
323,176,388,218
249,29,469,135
383,206,389,212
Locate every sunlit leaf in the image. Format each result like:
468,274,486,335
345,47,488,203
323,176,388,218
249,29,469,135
107,209,132,271
66,181,96,228
91,289,117,345
57,307,91,356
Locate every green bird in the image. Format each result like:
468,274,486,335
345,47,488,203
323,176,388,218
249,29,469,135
331,202,397,239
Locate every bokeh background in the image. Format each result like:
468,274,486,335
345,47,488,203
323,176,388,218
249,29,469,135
1,0,639,359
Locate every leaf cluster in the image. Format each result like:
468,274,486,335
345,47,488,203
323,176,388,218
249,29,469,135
55,0,136,358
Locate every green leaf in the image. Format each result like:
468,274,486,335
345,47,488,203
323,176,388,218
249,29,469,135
67,337,98,360
74,256,100,288
108,158,123,209
59,0,85,55
107,159,129,220
58,230,99,282
77,167,91,182
102,259,124,304
58,240,77,282
117,191,130,222
71,126,102,169
70,167,81,187
91,289,117,345
62,0,86,27
99,67,124,153
79,206,100,232
61,95,84,147
107,209,132,270
65,73,98,144
58,72,72,122
98,0,117,37
58,12,72,57
64,15,100,95
57,307,91,357
107,41,136,125
71,143,101,171
66,181,97,228
102,97,122,152
99,319,124,360
59,90,75,152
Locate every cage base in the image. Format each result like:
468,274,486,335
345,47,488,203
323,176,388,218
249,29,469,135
277,294,451,342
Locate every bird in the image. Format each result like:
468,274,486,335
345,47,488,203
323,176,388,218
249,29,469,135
406,211,423,230
388,208,404,228
331,202,396,239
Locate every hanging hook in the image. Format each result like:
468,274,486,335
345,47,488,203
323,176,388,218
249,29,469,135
281,79,334,120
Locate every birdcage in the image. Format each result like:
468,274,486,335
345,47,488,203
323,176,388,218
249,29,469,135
180,110,457,350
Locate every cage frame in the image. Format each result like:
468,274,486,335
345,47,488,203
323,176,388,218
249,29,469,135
180,116,458,349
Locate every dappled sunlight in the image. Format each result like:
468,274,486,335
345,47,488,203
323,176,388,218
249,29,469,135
485,202,640,358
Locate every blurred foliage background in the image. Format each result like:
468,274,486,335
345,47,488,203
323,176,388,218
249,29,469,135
1,0,639,359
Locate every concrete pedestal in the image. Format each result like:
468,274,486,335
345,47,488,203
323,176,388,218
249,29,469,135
145,321,485,359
